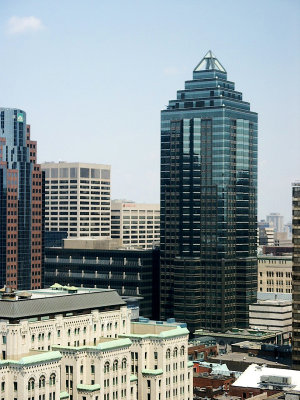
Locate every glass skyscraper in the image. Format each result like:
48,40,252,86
160,51,257,333
0,108,44,290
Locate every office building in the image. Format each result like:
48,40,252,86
266,213,284,233
258,221,275,246
41,162,111,238
292,182,300,370
249,299,292,344
111,200,160,249
258,255,292,293
0,108,43,290
0,286,193,400
160,51,258,332
44,238,160,319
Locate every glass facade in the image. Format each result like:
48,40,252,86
160,51,258,333
0,108,44,290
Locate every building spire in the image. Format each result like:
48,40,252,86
194,50,226,73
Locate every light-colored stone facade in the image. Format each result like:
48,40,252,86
249,299,292,344
258,255,292,293
42,162,111,238
111,201,160,249
0,286,192,400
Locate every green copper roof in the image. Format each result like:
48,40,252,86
130,375,138,382
77,384,101,392
188,361,194,368
142,369,163,376
18,351,62,365
194,50,226,73
60,392,69,399
0,351,62,367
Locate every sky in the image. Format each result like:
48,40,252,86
0,0,299,222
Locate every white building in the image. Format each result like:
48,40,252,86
111,200,160,249
0,286,192,400
42,162,111,238
231,363,300,392
249,299,292,344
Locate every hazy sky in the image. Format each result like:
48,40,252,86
0,0,299,222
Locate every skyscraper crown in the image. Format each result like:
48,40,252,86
194,50,226,73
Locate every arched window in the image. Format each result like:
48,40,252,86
28,378,35,391
122,358,127,369
49,373,56,386
39,375,46,388
48,332,51,340
104,361,110,373
113,360,118,371
173,347,178,357
180,346,185,356
166,349,171,359
31,334,35,343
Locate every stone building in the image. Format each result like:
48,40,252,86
0,285,192,400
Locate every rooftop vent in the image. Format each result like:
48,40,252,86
1,287,16,300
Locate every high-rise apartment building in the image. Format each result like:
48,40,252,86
160,51,258,333
292,182,300,369
111,200,160,249
41,162,111,238
0,108,43,290
266,212,284,233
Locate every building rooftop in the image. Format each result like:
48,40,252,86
194,50,226,73
232,363,300,390
195,328,280,341
0,351,62,366
0,286,125,319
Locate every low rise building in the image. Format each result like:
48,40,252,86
194,328,281,351
0,286,192,400
188,337,218,362
249,299,292,344
230,364,300,398
258,256,292,294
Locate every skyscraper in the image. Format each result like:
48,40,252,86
41,162,111,238
160,51,258,333
292,182,300,370
0,108,44,290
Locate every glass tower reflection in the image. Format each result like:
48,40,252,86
160,51,257,333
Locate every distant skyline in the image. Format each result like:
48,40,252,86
0,0,299,221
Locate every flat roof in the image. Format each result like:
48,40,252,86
232,363,300,390
0,287,125,319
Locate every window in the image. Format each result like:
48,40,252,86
113,360,118,371
180,346,185,356
39,375,45,388
50,374,56,386
27,379,34,391
104,362,110,373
